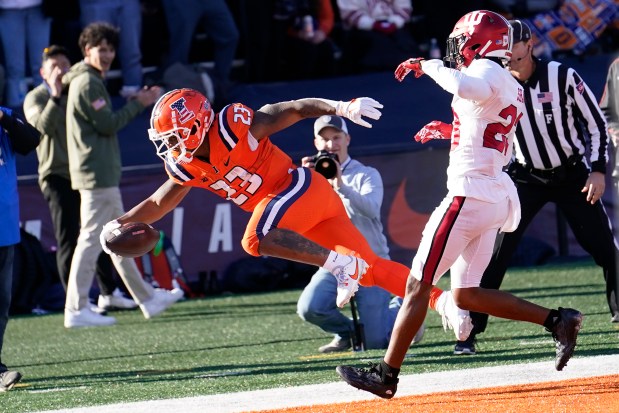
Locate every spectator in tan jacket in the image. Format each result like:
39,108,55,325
24,45,139,313
62,23,182,328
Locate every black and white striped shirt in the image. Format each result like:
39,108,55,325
513,57,609,173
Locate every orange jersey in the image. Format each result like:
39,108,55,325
164,103,294,212
163,103,410,298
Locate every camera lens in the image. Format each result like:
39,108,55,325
314,154,338,179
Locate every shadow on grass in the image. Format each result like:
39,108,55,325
16,335,320,370
24,343,618,393
20,328,618,392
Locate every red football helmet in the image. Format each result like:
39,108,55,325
148,88,215,164
445,10,512,70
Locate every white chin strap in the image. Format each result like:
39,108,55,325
175,149,194,164
148,126,195,165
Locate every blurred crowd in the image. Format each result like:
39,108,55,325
0,0,616,110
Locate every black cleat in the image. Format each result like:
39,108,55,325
336,363,397,399
454,334,476,355
549,307,583,371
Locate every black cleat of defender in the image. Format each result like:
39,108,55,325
550,307,583,371
336,363,397,399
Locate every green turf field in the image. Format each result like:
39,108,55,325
2,258,618,412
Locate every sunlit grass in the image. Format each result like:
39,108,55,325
2,258,617,412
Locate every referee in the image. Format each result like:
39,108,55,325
454,20,619,355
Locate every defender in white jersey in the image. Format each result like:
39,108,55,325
337,10,583,399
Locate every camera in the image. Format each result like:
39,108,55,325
310,150,339,179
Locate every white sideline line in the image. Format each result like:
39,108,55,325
34,354,619,413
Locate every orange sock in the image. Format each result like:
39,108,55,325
428,287,444,310
366,258,409,297
333,245,354,256
365,259,446,308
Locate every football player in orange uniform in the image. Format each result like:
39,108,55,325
101,89,469,338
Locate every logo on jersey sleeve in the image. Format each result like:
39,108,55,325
576,81,585,95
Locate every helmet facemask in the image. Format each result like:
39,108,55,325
148,125,196,164
445,34,466,69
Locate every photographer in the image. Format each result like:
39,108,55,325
297,115,424,352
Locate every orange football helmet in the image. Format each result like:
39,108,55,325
445,10,512,70
148,88,215,164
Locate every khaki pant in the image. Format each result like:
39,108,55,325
65,187,154,311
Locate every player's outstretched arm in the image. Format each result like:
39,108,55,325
250,97,383,140
117,178,191,225
100,179,190,256
99,179,191,255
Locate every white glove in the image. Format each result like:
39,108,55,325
100,219,121,256
335,97,383,128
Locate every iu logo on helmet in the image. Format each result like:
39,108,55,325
170,97,195,123
462,10,485,34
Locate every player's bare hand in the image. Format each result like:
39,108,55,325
336,97,383,128
581,171,605,204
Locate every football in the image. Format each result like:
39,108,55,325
104,222,160,258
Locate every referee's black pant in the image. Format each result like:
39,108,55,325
41,174,117,295
470,161,619,336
